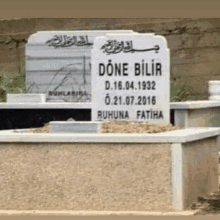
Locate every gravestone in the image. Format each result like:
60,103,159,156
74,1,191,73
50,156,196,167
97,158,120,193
25,30,134,102
91,33,170,124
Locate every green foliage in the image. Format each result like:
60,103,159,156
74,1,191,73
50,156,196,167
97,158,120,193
170,78,196,102
0,53,28,102
0,70,28,102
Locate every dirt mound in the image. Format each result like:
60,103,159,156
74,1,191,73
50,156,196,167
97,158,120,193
15,119,177,134
100,120,177,134
16,125,50,133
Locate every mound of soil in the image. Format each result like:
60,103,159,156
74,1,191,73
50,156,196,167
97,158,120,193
14,119,177,134
16,125,50,133
100,120,177,133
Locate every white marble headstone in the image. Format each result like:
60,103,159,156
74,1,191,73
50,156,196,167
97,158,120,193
25,30,134,102
91,33,170,124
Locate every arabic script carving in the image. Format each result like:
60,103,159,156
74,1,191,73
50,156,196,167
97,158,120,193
101,40,160,55
46,35,93,48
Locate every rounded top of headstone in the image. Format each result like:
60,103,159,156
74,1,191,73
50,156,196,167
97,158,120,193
153,34,168,48
92,33,169,57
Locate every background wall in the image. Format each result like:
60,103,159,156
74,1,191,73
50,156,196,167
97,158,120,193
1,18,220,100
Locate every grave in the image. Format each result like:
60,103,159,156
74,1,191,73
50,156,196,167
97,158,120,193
0,126,219,212
0,32,219,213
25,30,134,103
171,80,220,130
171,100,220,129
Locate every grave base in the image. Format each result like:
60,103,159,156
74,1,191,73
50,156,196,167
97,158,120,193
0,128,219,211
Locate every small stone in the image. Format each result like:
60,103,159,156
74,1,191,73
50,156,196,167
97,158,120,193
67,117,75,121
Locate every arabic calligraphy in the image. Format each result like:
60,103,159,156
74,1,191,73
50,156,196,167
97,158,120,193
46,35,93,48
100,40,160,55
